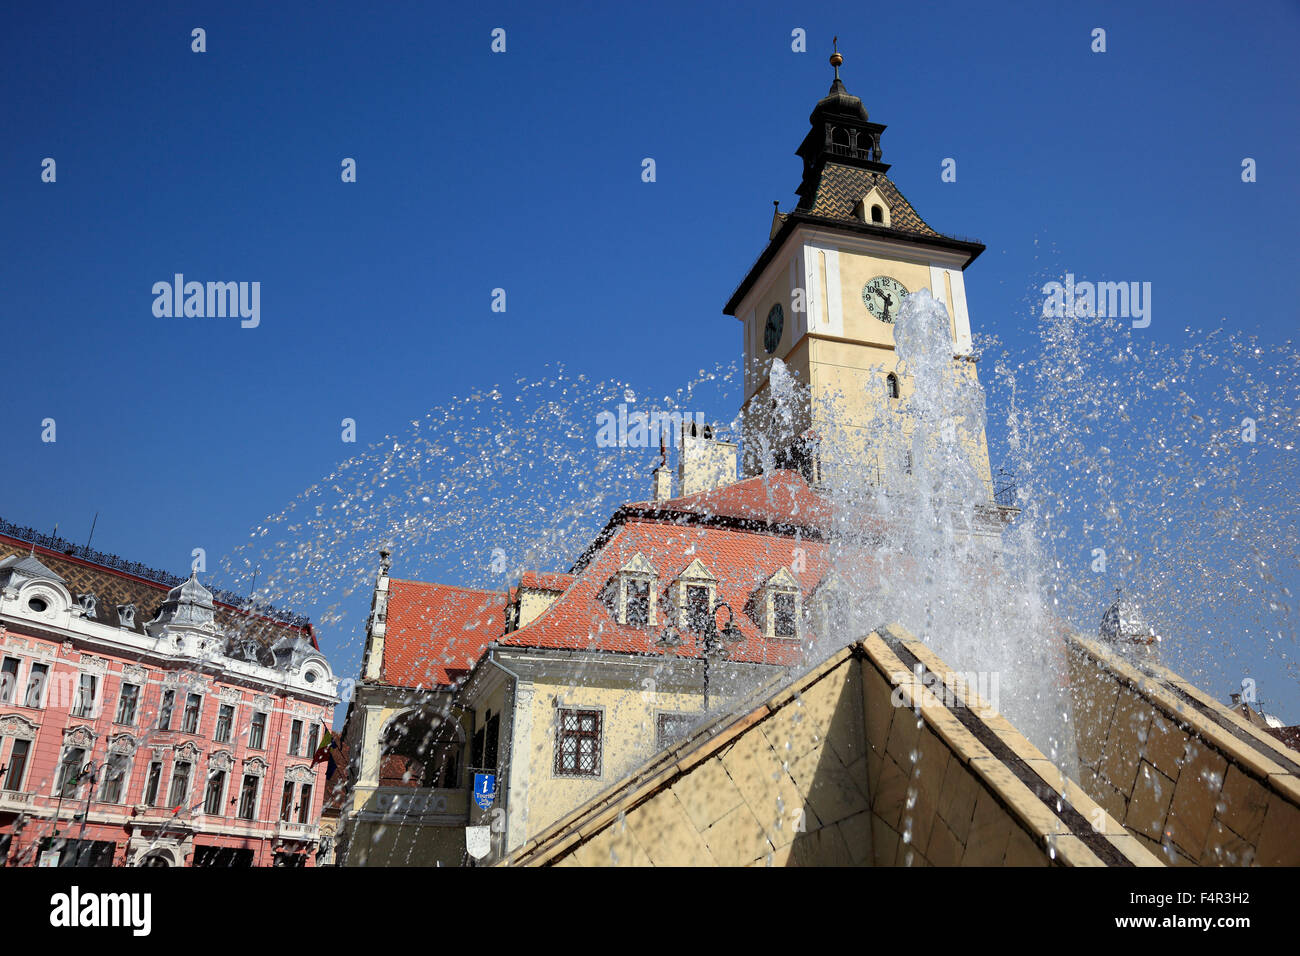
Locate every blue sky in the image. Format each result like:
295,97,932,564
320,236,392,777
2,1,1298,717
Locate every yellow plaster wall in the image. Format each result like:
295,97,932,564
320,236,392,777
520,678,712,842
517,589,560,630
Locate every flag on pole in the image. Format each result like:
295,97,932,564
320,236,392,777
311,729,334,765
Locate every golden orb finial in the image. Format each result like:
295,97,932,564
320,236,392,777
830,36,843,77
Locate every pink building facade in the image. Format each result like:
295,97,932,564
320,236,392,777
0,528,341,867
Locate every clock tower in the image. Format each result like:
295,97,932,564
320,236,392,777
725,45,995,499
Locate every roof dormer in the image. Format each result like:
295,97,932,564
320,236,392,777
604,554,658,627
671,559,718,631
755,567,802,641
807,571,847,641
853,185,891,228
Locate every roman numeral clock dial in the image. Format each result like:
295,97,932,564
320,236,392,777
862,275,908,324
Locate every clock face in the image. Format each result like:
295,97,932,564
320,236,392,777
764,303,784,354
862,276,909,324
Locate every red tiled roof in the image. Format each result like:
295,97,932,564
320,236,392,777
501,518,833,666
381,472,843,683
381,580,505,688
519,571,573,592
627,470,831,530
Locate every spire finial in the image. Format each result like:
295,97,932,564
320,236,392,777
830,37,842,80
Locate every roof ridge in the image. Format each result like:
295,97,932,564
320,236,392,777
387,578,506,596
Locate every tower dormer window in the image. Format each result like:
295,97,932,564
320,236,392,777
853,187,892,228
606,554,658,627
77,593,97,618
117,604,136,628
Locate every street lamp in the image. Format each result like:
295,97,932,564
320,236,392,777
656,602,743,712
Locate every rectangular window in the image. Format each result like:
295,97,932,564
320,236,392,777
182,693,202,734
25,663,49,709
554,709,601,777
115,683,140,725
238,774,259,821
98,753,131,804
306,723,320,758
249,712,266,750
4,740,30,791
288,719,302,756
72,673,98,718
143,761,163,807
686,585,711,631
626,580,650,625
214,704,233,744
471,724,485,768
168,761,192,809
280,781,295,821
773,592,797,638
298,783,313,824
0,657,18,704
56,747,87,798
158,690,175,730
203,770,225,815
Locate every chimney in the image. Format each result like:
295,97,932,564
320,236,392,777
652,465,673,501
678,420,738,497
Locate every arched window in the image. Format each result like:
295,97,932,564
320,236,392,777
886,373,900,399
871,204,884,224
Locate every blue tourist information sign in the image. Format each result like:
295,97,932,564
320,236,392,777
473,773,497,810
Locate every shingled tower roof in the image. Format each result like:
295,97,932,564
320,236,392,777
725,44,984,316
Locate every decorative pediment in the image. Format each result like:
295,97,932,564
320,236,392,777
63,724,98,749
173,740,203,762
217,686,242,703
108,733,138,755
242,755,269,777
253,694,273,711
676,559,716,583
285,764,316,784
209,749,234,772
122,664,147,684
618,553,657,577
78,654,110,675
764,567,801,591
0,714,38,740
